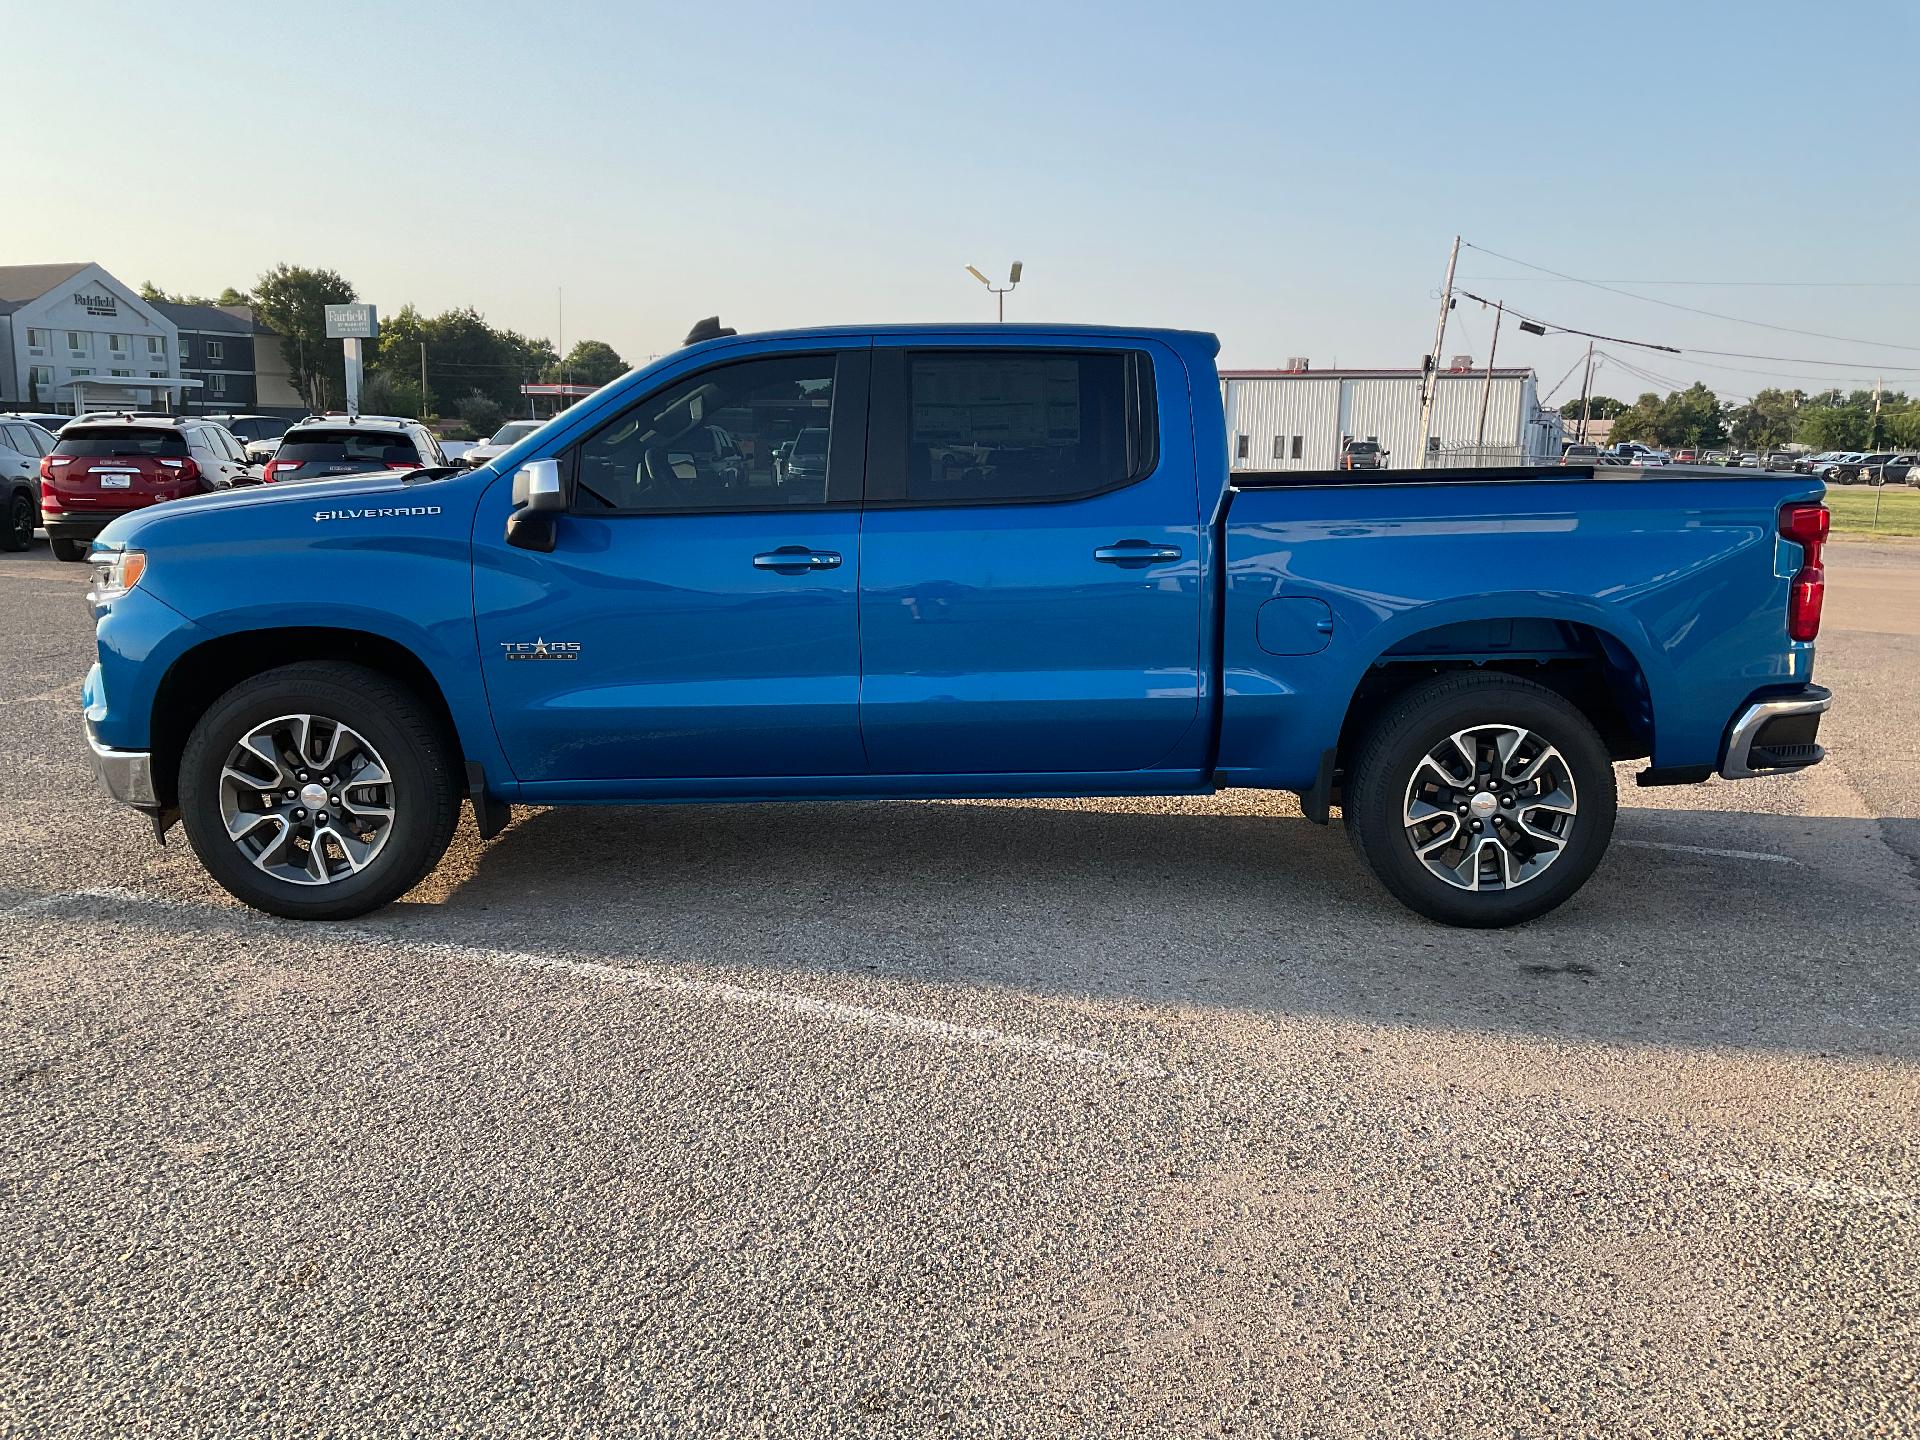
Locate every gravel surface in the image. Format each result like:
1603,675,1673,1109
2,540,1916,1438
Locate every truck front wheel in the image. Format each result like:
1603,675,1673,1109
178,662,460,920
1345,673,1617,928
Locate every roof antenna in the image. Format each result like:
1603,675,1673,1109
684,316,737,346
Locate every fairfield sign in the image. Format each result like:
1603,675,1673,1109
73,290,119,317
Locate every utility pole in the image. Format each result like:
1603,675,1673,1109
1577,342,1596,444
1870,376,1884,448
419,342,429,420
1475,301,1504,449
1415,235,1462,470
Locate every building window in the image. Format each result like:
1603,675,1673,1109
71,368,93,377
29,365,54,391
108,334,129,357
1235,434,1249,461
146,336,166,358
209,373,227,397
1291,435,1304,460
26,329,49,352
111,368,132,378
67,332,88,356
207,339,225,363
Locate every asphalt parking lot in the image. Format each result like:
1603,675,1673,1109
2,540,1916,1438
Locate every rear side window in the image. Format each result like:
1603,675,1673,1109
276,429,421,465
890,350,1157,504
56,428,189,458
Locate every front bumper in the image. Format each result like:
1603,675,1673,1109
1720,684,1832,780
85,718,158,808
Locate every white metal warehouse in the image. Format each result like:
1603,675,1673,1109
1221,362,1565,471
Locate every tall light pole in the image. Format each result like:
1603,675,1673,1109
966,261,1023,321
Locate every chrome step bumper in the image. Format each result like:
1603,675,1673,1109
1720,685,1832,780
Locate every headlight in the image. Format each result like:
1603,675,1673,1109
86,547,147,607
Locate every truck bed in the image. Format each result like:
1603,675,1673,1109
1230,464,1803,488
1215,467,1825,790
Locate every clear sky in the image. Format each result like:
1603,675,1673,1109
11,0,1917,406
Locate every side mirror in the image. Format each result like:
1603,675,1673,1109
512,458,565,511
506,457,564,552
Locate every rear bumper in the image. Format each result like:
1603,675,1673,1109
44,512,125,543
1719,684,1832,780
85,718,158,808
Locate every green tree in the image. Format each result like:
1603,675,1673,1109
547,340,628,389
1796,403,1870,451
1610,384,1727,448
372,305,558,417
1727,388,1803,450
252,264,359,410
140,280,219,306
458,391,506,439
1560,395,1626,421
360,371,422,419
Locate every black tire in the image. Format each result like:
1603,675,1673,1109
51,538,87,562
1344,673,1617,928
1,489,34,552
178,662,460,920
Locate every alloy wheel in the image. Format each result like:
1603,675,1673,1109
1402,723,1579,891
217,713,395,886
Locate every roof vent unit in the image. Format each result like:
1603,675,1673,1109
1284,357,1310,372
1449,354,1475,371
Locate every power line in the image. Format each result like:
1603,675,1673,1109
1459,275,1920,289
1461,241,1920,355
1453,289,1682,354
1451,284,1920,375
1539,352,1591,406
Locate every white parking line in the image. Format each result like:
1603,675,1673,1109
1618,839,1800,865
1690,1163,1917,1218
13,887,1168,1081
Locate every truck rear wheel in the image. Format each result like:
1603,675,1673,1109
178,662,460,920
1345,673,1617,928
51,538,88,562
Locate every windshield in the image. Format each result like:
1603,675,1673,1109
488,422,540,446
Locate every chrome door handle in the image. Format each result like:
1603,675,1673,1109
753,547,842,572
1094,541,1183,566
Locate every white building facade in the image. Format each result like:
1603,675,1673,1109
0,262,193,415
1221,364,1565,471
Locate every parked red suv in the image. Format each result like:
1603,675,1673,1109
39,418,247,561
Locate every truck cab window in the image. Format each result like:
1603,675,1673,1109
573,355,839,513
895,350,1152,504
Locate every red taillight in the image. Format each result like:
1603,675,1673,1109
39,456,54,481
175,457,200,485
1781,502,1829,642
385,461,419,470
39,480,62,514
263,460,301,483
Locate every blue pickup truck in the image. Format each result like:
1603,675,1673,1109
80,320,1832,928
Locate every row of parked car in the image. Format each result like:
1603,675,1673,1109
1788,450,1918,484
0,409,527,559
1557,440,1918,483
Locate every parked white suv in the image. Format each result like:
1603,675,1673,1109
262,415,448,484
